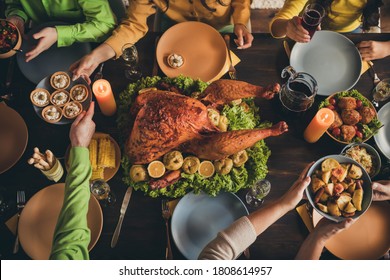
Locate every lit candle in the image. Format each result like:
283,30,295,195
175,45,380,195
304,108,335,143
92,79,117,116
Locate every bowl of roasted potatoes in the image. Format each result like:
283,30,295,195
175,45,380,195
306,155,373,222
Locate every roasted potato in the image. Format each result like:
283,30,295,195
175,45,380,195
319,192,330,203
163,151,184,170
352,185,363,211
327,200,341,217
321,171,331,184
130,165,148,182
214,158,233,175
324,183,334,195
321,158,340,172
316,203,328,213
232,150,248,167
311,177,326,193
348,164,363,179
343,201,357,213
207,108,220,126
217,115,229,132
336,192,352,210
182,156,200,174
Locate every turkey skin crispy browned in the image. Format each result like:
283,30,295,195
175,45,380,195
126,79,285,164
127,90,218,164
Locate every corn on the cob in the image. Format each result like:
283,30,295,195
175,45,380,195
88,139,98,170
98,138,115,168
91,167,104,181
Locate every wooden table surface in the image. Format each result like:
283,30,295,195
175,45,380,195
0,33,389,260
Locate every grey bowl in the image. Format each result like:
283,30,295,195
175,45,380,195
306,155,373,222
341,143,382,178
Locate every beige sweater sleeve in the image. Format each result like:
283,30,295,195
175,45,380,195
198,216,257,260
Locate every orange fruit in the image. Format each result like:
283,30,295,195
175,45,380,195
198,161,215,178
147,161,166,178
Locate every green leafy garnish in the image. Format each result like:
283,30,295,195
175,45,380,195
117,76,272,198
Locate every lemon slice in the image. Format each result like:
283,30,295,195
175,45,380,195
147,160,166,178
321,158,340,172
198,161,215,178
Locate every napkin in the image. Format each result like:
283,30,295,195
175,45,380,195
214,51,241,81
5,214,17,235
296,203,314,232
360,60,370,75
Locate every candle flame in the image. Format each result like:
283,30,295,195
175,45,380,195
98,84,105,93
321,113,329,122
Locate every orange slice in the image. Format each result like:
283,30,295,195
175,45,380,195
198,161,215,178
147,160,166,178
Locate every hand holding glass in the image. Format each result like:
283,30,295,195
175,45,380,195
301,3,325,38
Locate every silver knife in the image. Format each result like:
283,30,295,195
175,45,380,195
111,186,133,248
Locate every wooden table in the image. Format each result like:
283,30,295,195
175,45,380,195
0,33,389,260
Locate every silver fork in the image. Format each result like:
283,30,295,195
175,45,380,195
13,190,25,254
367,61,380,85
162,199,173,260
224,34,237,80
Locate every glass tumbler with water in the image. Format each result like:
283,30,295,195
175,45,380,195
372,78,390,107
121,43,142,80
279,66,318,115
90,179,116,206
246,179,271,208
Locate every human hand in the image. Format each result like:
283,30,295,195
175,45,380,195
7,15,25,37
357,41,390,61
312,218,355,244
372,180,390,201
70,102,96,148
233,24,254,49
279,162,314,210
25,27,58,62
286,16,311,43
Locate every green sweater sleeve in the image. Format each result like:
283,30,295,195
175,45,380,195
49,147,92,260
5,0,28,22
55,0,116,47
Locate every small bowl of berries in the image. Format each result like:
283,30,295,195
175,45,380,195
0,19,22,59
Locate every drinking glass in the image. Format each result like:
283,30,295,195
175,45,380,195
302,3,325,38
90,179,116,206
372,78,390,107
121,43,142,81
245,179,271,208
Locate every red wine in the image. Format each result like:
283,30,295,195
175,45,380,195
302,9,322,38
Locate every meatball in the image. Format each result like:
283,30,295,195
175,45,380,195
341,109,361,125
359,106,376,124
329,110,343,130
341,125,356,142
338,97,357,110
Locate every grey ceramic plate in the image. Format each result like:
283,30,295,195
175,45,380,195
290,31,362,96
306,155,372,222
171,191,248,260
17,22,91,84
374,102,390,160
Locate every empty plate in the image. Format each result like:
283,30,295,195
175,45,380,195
0,103,28,174
290,31,362,96
171,191,248,259
374,102,390,160
18,183,103,259
17,22,91,84
312,201,390,259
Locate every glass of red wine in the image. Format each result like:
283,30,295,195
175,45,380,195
302,3,325,38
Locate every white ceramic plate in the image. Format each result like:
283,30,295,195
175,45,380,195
374,102,390,160
171,191,248,259
17,22,91,84
290,31,362,96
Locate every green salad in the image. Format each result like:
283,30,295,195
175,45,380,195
117,76,271,198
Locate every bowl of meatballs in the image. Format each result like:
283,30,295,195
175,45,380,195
319,90,382,144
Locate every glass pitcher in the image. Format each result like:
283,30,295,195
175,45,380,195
279,66,318,113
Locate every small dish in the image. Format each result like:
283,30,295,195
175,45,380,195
41,105,63,123
30,88,50,107
50,89,70,107
70,84,88,102
50,71,70,89
341,143,382,178
63,101,82,119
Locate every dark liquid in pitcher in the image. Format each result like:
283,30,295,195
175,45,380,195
302,10,322,37
288,82,313,97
